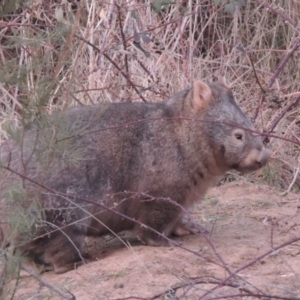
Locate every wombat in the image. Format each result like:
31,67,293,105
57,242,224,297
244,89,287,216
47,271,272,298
0,78,269,274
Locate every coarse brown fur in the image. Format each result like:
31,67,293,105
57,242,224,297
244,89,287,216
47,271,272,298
0,79,269,273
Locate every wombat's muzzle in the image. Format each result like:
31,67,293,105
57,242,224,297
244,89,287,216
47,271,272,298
256,147,270,168
237,146,270,173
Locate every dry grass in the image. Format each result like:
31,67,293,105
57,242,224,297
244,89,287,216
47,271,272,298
1,0,299,190
0,0,299,298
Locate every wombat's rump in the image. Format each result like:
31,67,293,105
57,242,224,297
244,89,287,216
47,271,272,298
0,79,269,273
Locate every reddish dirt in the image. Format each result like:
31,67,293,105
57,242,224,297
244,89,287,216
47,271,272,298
10,183,300,299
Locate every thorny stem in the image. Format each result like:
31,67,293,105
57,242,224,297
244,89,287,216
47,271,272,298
255,0,299,31
280,155,300,195
264,94,300,143
198,236,300,300
252,1,300,139
116,4,130,77
21,265,75,300
267,36,300,89
149,277,300,300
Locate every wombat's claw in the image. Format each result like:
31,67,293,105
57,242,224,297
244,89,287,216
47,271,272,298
192,224,209,234
168,239,182,247
137,234,147,245
40,264,54,273
173,221,208,237
53,260,85,274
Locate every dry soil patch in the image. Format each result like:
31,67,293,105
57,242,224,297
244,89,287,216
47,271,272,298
11,183,300,299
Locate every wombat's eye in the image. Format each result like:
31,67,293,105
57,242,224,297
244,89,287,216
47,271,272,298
235,133,243,140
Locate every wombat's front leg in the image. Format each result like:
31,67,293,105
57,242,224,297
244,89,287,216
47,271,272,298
52,260,85,274
137,202,182,247
172,219,208,237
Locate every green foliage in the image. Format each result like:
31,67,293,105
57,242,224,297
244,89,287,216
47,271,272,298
214,0,246,14
0,2,77,131
0,0,24,16
3,184,43,242
1,122,21,144
151,0,176,13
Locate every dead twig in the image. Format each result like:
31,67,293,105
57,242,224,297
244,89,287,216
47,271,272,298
76,35,147,103
236,46,266,120
267,36,300,89
255,0,300,89
198,235,300,299
21,265,76,300
247,52,266,95
280,155,300,196
116,4,130,77
264,94,300,143
255,0,299,32
150,276,300,300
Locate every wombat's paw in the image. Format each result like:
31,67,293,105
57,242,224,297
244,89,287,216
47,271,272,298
138,232,170,247
148,237,181,247
40,264,55,273
23,261,54,274
172,220,208,237
172,224,191,236
53,260,85,274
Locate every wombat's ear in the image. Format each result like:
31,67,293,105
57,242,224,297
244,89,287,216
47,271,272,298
192,80,212,110
217,76,228,88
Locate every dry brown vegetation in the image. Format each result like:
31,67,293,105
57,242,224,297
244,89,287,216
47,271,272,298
0,0,300,299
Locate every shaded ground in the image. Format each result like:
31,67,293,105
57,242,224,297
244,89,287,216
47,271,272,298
10,183,300,299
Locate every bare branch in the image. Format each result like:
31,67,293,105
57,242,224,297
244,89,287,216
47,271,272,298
267,36,300,89
21,265,75,300
264,94,300,143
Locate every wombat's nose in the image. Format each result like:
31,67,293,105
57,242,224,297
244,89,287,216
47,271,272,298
257,148,270,166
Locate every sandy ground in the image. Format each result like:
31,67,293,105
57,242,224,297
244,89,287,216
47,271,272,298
5,182,300,300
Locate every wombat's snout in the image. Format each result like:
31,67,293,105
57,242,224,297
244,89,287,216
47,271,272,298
256,146,270,168
237,145,270,173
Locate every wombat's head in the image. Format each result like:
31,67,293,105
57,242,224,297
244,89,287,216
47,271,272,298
189,78,270,174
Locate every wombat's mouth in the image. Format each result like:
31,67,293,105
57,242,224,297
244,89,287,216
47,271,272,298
233,147,270,174
233,161,267,174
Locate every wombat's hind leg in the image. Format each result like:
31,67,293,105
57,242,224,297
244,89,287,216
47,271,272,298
40,231,86,274
50,244,86,274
